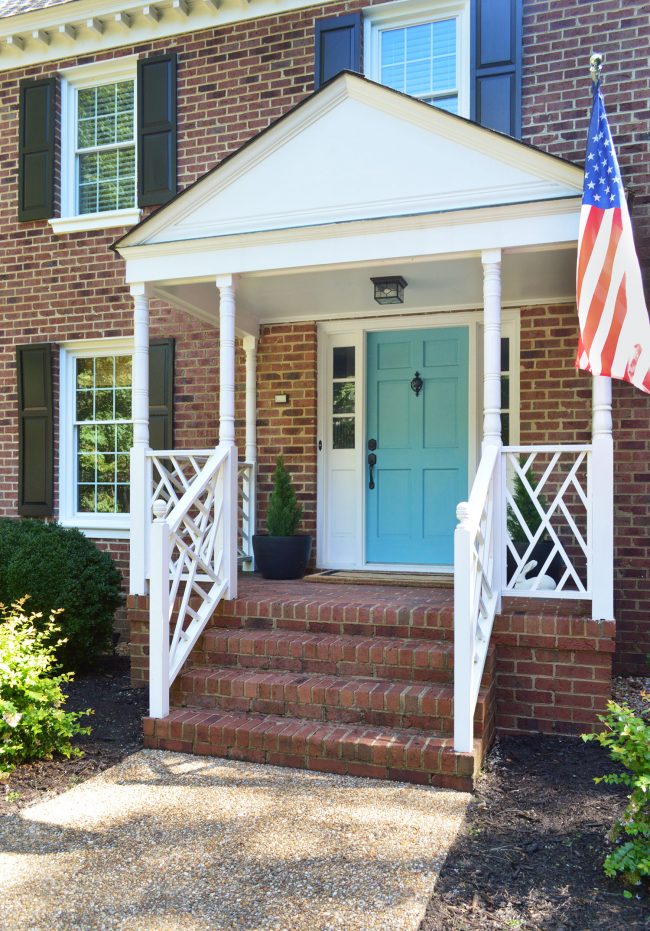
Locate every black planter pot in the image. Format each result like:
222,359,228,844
252,534,312,580
507,539,563,585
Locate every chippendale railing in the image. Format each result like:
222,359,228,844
453,443,501,754
238,461,255,570
453,441,607,752
148,444,237,718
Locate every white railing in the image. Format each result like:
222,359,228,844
503,445,591,598
148,444,238,718
238,461,255,570
453,438,612,751
453,443,501,753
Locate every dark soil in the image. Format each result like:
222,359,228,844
0,655,147,814
420,734,649,931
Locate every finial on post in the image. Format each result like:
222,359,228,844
589,52,603,84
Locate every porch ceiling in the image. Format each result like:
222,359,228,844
152,247,578,327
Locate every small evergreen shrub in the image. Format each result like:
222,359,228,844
0,519,124,671
266,457,303,536
506,459,550,543
583,701,650,885
0,601,91,773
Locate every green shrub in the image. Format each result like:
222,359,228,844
583,701,650,885
266,457,303,536
506,458,550,544
0,519,124,671
0,601,91,773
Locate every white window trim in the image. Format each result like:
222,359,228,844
50,56,141,236
363,0,470,119
59,337,133,538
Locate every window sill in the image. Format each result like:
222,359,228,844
58,517,130,540
49,208,141,235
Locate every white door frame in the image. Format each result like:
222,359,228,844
316,308,520,571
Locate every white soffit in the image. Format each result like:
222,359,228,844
120,73,584,250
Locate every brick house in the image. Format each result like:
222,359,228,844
2,0,648,788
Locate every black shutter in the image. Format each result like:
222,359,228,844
149,339,174,449
17,344,53,516
18,77,56,221
137,53,177,207
314,13,362,90
470,0,522,138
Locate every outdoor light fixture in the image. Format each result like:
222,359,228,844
370,276,407,305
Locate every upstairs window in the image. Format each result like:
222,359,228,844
365,0,469,118
76,80,136,216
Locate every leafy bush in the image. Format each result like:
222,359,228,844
583,701,650,884
0,519,124,671
266,457,303,536
0,602,91,773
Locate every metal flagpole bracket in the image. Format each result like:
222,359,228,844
589,52,603,84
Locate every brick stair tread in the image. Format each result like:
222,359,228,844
177,664,487,710
144,707,480,789
198,627,455,679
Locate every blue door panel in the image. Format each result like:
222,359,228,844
366,327,468,566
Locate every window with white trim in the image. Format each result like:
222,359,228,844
53,58,140,235
59,339,133,536
364,0,470,117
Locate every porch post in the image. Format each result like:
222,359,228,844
217,275,239,597
591,376,614,618
129,282,150,596
243,335,257,570
481,249,504,603
481,249,503,449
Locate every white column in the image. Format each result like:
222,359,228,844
481,249,503,449
453,502,474,753
149,500,170,718
217,275,238,447
242,335,257,570
217,275,239,598
590,376,614,619
481,249,504,602
129,283,150,596
243,335,257,464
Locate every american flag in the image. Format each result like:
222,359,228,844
576,80,650,393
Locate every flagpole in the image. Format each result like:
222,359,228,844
585,51,614,619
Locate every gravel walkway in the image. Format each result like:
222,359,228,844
0,749,470,931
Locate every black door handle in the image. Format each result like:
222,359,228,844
368,452,377,489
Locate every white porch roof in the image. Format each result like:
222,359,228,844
115,72,584,326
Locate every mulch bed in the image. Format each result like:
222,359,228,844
0,655,147,814
420,703,650,929
2,658,649,930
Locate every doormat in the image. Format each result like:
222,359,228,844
303,569,453,588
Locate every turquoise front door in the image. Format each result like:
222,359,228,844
366,327,469,565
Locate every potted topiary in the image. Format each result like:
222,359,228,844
506,461,562,583
253,456,312,580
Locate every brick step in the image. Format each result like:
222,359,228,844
193,628,457,683
171,665,490,736
213,585,454,641
143,708,483,790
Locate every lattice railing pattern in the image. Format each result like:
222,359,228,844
237,461,254,568
148,449,213,519
503,445,590,597
149,445,237,715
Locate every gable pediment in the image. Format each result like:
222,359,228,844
119,73,583,249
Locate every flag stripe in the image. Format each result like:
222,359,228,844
581,209,622,354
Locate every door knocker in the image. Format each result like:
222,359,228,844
410,371,423,397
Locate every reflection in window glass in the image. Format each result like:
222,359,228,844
380,18,458,113
77,81,135,215
75,355,132,513
332,347,355,449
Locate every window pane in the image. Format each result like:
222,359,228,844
381,28,404,65
333,347,355,379
333,417,355,449
76,390,93,421
95,389,114,420
78,453,95,483
97,486,116,513
430,95,458,114
96,424,116,452
115,356,132,387
78,485,96,512
501,413,510,446
501,376,510,410
78,425,96,451
501,337,510,372
96,84,114,116
77,88,95,119
95,356,114,387
79,152,98,184
117,423,133,450
381,63,404,93
115,388,132,420
116,454,130,482
381,18,456,104
116,486,130,513
76,357,94,389
333,382,355,414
